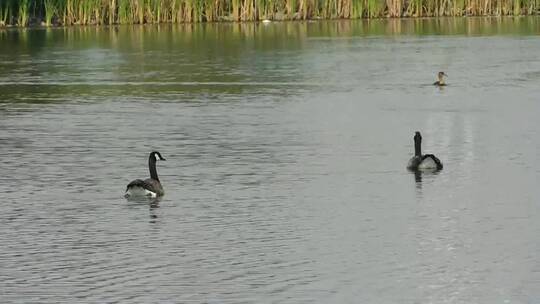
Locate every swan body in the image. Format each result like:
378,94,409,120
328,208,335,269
125,151,166,198
407,132,442,171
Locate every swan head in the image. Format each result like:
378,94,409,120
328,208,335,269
150,151,166,161
414,131,422,142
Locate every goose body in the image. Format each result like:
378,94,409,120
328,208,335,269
433,71,447,86
125,151,166,198
407,132,443,171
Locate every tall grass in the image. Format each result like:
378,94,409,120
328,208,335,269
0,0,11,26
0,0,537,27
17,0,31,26
44,0,57,26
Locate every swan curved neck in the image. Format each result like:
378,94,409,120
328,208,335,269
149,158,159,181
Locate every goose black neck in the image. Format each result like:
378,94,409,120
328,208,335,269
414,134,422,156
149,157,159,181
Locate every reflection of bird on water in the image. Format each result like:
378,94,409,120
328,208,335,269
413,170,423,191
407,131,443,172
414,171,422,183
125,151,166,199
433,71,448,86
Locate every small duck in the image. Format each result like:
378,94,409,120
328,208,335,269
407,131,443,171
433,71,447,86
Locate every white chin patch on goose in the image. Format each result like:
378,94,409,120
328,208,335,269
155,154,161,161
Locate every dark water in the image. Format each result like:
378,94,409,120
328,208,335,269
1,18,540,303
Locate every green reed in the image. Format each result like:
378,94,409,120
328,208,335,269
0,0,537,26
44,0,57,26
17,0,30,26
0,0,10,26
405,0,423,16
351,0,364,18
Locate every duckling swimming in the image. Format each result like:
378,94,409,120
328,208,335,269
433,71,447,86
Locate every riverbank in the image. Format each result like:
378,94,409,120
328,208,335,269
0,0,538,27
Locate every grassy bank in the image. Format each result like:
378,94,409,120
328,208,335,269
0,0,538,26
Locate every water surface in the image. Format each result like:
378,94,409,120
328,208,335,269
1,18,540,303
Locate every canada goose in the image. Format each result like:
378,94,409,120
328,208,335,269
433,71,447,86
125,151,166,198
407,132,443,171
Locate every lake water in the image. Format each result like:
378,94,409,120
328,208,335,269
1,18,540,303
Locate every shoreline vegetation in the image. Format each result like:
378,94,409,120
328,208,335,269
0,0,538,27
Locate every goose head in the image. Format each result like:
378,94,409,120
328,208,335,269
414,131,422,144
150,151,166,162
